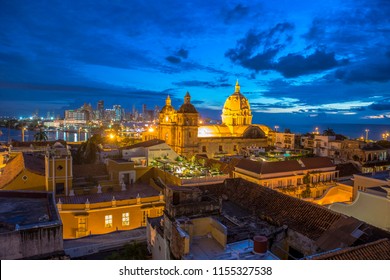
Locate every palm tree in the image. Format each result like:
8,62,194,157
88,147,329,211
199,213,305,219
34,128,48,142
323,128,336,136
75,134,102,164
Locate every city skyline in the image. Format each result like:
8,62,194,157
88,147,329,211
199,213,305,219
1,0,390,125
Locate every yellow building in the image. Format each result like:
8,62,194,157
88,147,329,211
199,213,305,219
0,143,72,193
56,156,164,239
57,184,164,239
153,81,271,159
0,142,164,240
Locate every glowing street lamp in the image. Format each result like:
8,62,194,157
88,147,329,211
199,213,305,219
365,129,369,142
274,125,279,132
21,127,27,142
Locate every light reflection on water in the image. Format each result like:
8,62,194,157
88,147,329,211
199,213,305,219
0,128,89,143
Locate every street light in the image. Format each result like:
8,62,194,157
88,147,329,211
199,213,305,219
365,129,369,142
274,125,279,132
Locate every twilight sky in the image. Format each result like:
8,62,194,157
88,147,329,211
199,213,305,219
0,0,390,126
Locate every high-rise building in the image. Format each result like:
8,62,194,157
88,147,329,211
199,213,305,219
113,105,124,122
97,100,104,120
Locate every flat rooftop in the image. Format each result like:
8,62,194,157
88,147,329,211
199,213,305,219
184,238,278,260
0,191,60,233
59,183,160,204
357,170,390,181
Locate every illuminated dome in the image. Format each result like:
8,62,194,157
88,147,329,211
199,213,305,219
160,95,176,114
178,92,198,113
221,81,252,126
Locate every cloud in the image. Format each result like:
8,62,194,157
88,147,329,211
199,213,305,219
335,54,390,83
191,100,205,105
176,48,188,59
165,56,182,64
368,99,390,111
172,80,231,88
223,4,250,24
225,23,345,77
275,50,345,78
225,23,294,71
165,48,189,64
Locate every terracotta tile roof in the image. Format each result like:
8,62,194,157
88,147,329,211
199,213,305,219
235,157,335,175
310,238,390,260
22,153,45,175
362,144,386,151
300,157,334,169
0,153,46,188
201,179,344,240
0,153,25,188
201,179,390,250
315,217,364,251
121,139,165,150
336,163,360,177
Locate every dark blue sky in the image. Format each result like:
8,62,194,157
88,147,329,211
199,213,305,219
0,0,390,126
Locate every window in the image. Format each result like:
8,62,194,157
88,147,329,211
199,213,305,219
233,145,237,152
141,210,150,226
105,215,112,228
287,179,292,186
188,131,191,138
122,212,129,226
78,217,87,231
202,146,207,153
219,145,223,152
156,208,163,216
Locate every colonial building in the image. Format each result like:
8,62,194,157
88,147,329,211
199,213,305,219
340,140,389,172
233,157,339,199
153,82,270,159
0,142,73,194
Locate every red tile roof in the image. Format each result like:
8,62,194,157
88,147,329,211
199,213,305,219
0,153,45,188
310,238,390,260
235,157,335,175
121,139,165,150
202,179,344,240
0,153,24,188
23,153,45,175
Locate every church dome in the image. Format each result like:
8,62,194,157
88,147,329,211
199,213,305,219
160,95,176,114
178,92,198,113
221,81,252,126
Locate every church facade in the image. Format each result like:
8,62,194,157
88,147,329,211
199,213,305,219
155,82,270,159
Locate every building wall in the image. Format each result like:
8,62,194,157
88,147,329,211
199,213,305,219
147,222,169,260
45,156,73,195
198,137,268,158
59,196,164,239
352,174,388,199
313,184,353,205
0,226,63,260
329,191,390,231
233,167,338,199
